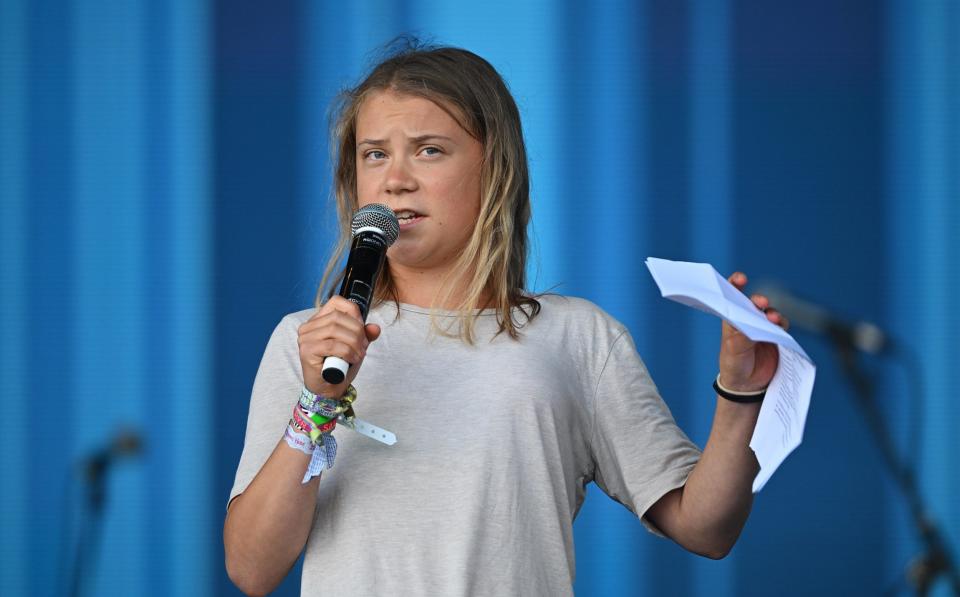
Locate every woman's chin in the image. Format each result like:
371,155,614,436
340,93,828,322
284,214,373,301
387,247,433,270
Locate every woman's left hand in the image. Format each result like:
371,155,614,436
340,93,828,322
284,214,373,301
717,271,790,393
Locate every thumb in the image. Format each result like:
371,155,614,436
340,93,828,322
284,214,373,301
722,320,755,355
365,323,382,342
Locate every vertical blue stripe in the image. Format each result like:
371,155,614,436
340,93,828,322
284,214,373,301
951,5,960,539
885,0,918,584
549,2,652,327
142,1,172,595
914,11,957,588
689,0,731,275
299,0,338,302
945,3,960,550
168,1,213,594
26,1,75,595
688,0,733,595
0,1,27,595
581,2,649,332
888,2,960,594
72,1,146,594
921,4,960,589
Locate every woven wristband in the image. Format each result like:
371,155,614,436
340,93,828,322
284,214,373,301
300,386,339,417
286,401,339,483
284,425,314,453
292,384,366,482
300,384,357,418
713,374,766,403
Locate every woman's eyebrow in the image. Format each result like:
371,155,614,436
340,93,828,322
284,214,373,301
408,134,454,144
357,134,455,147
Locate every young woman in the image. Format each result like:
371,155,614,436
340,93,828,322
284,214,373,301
224,42,788,597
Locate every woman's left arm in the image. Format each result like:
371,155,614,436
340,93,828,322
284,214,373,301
645,271,789,559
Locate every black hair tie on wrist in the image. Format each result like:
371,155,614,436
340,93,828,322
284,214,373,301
713,374,766,403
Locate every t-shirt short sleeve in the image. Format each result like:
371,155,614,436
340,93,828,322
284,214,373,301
227,314,306,508
589,328,702,537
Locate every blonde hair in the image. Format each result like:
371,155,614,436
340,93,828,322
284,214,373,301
316,39,540,342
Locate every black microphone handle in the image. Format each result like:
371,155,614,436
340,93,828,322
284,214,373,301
321,230,388,384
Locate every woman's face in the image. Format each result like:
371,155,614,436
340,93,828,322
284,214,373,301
355,91,484,275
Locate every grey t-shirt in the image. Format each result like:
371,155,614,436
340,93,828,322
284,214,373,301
230,295,701,596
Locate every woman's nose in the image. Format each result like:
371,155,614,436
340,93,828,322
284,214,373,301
384,156,417,195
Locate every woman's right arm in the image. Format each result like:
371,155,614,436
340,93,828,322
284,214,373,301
223,443,320,596
224,297,381,596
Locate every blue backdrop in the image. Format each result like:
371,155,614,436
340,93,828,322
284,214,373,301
1,1,958,596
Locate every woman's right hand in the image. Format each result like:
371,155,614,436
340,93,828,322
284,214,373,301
297,296,382,397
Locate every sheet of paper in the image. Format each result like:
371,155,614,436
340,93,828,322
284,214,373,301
645,257,816,492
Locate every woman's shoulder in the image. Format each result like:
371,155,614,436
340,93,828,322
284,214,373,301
527,293,627,337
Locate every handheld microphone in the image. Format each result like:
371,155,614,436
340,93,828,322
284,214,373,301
755,284,888,354
321,203,400,384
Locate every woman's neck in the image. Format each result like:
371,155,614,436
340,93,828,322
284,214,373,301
388,263,489,310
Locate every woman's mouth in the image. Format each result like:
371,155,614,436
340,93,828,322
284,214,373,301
395,209,425,228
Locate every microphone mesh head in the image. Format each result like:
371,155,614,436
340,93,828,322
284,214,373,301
351,204,400,246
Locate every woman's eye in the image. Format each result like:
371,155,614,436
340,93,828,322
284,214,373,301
421,146,442,157
365,150,386,160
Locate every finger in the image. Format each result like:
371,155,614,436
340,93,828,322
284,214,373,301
728,271,748,289
365,323,381,342
299,315,369,353
301,320,369,353
328,296,363,321
750,293,769,311
312,295,363,321
303,337,365,365
308,300,341,321
766,310,789,331
300,309,366,338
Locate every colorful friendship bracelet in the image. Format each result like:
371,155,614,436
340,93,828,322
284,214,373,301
291,404,338,445
289,414,311,435
286,384,398,482
299,385,357,418
299,387,337,416
285,409,338,483
283,425,314,453
285,385,359,483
